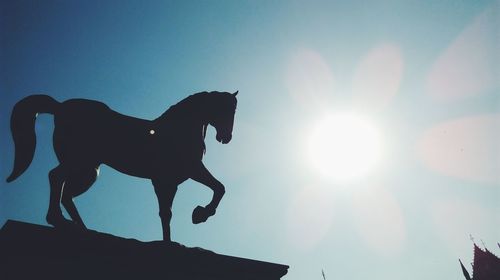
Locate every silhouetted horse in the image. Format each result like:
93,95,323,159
6,91,238,241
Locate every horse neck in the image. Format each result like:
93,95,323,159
155,103,209,138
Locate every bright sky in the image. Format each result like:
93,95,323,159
1,1,499,280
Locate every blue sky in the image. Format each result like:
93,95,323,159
1,1,498,280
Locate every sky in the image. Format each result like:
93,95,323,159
1,1,499,279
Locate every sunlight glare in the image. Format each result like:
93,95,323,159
307,113,383,183
352,186,406,256
286,185,335,251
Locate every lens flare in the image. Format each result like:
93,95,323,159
286,49,336,110
352,43,404,111
352,187,406,256
418,114,500,184
426,3,499,101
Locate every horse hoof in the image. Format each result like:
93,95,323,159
47,215,81,231
192,206,211,224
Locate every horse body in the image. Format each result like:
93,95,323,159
53,98,201,179
6,91,238,241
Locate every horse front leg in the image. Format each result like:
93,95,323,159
152,179,179,242
190,162,225,224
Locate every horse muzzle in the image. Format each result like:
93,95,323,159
216,133,232,144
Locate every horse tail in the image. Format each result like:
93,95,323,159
6,95,60,183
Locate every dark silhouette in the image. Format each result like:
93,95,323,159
6,91,238,241
0,220,289,280
460,243,500,280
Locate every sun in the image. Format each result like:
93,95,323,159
306,112,383,183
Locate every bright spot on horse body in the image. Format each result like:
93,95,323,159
307,113,382,183
150,129,155,135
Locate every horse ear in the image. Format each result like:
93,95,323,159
233,90,239,96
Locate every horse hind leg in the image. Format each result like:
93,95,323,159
46,165,72,227
61,167,99,230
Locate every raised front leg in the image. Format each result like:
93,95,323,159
190,162,225,224
152,179,179,242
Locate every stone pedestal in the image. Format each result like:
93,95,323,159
0,220,288,280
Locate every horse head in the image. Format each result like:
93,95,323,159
207,91,238,144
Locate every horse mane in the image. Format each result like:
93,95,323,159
155,91,227,154
157,91,233,122
157,92,208,121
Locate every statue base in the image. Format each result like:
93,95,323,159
0,220,288,280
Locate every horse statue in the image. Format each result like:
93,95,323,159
6,91,238,241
